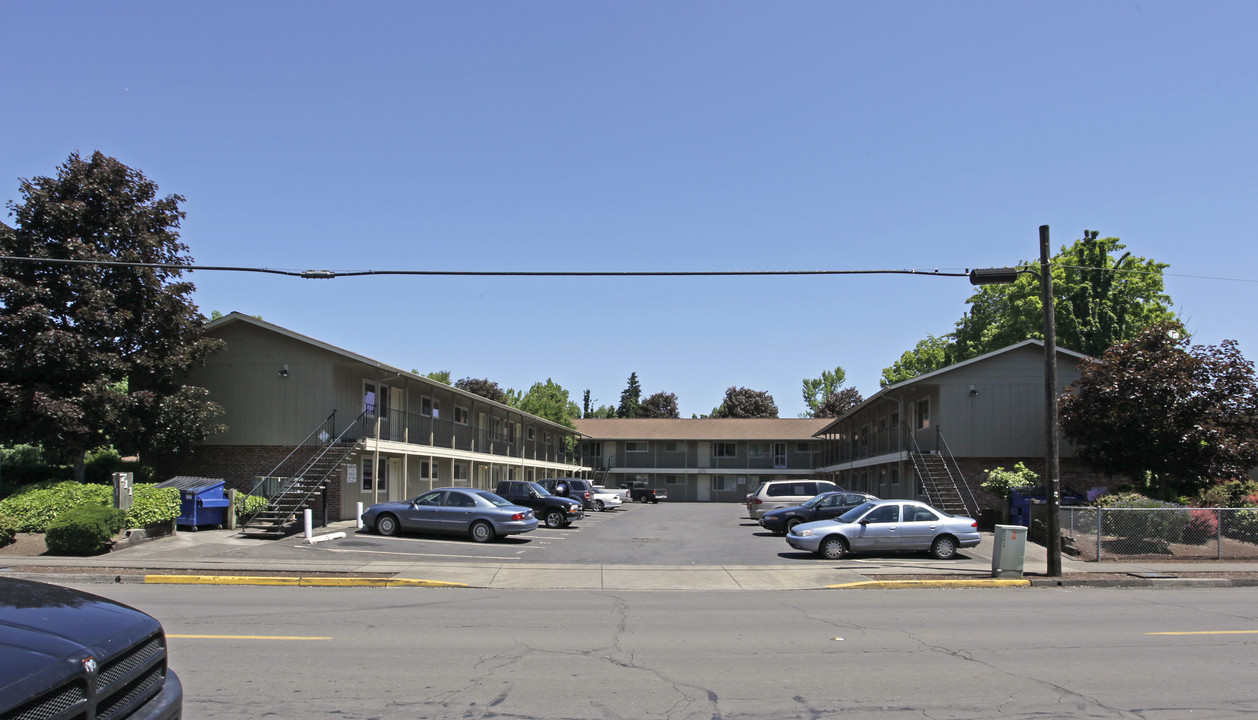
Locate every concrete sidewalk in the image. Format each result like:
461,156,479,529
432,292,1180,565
4,521,1258,590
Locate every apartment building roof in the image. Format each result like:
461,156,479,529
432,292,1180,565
573,417,833,441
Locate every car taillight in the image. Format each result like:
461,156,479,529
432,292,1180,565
970,521,978,528
511,513,526,520
753,498,762,504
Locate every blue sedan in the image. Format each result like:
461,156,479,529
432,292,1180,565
362,487,538,543
787,499,981,560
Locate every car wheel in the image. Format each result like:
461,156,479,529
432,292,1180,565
544,510,566,528
375,514,399,537
596,500,605,511
785,518,803,535
931,535,959,560
818,536,848,560
469,521,495,543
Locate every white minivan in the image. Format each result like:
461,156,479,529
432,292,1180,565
745,480,841,520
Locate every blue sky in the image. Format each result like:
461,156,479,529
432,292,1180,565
4,2,1256,418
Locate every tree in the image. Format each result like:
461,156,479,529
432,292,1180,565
515,379,581,429
0,151,223,480
881,335,954,387
801,366,847,417
639,391,681,418
425,370,452,384
882,231,1177,383
712,387,779,418
1059,323,1258,499
455,377,508,404
617,372,642,419
814,387,863,418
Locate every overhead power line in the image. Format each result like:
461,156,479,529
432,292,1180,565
0,256,972,279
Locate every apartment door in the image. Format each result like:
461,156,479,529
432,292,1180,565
388,387,403,441
773,443,787,469
696,476,710,502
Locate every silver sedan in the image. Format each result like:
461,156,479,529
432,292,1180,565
361,487,538,543
786,499,981,560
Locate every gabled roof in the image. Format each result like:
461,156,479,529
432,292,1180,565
573,418,833,441
817,339,1091,435
205,312,582,435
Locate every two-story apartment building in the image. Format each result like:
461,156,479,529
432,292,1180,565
572,418,833,502
159,313,589,524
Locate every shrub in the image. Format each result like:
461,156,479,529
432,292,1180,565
236,492,269,518
981,462,1039,500
1193,479,1258,508
0,482,111,532
0,514,16,548
1226,508,1258,544
44,504,127,556
1094,492,1190,548
1183,508,1219,545
126,486,181,527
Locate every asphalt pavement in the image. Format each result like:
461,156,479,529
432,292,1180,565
5,505,1258,590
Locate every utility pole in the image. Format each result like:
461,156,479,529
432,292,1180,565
1040,225,1062,577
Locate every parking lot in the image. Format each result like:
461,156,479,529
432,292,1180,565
317,500,988,567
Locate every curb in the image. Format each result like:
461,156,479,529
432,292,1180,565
143,575,468,588
826,578,1032,589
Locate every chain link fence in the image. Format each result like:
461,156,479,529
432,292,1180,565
1061,507,1258,561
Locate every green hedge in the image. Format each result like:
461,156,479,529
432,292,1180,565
0,481,180,533
45,504,128,556
0,514,16,548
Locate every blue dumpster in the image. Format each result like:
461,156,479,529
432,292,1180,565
156,476,231,530
1009,487,1087,528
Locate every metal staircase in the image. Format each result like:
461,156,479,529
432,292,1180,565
240,410,369,538
909,429,980,517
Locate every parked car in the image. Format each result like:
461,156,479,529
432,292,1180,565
758,491,880,535
0,576,183,720
591,486,624,511
620,480,667,503
786,499,981,560
362,487,538,543
538,478,597,511
745,480,841,520
495,480,585,528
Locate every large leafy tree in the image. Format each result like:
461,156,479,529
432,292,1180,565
455,377,508,404
801,366,845,417
880,334,954,387
814,387,863,418
0,151,223,479
617,372,642,419
882,231,1177,383
1059,323,1258,499
712,387,779,418
639,391,681,418
515,379,580,429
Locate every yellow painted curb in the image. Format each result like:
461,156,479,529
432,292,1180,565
143,575,467,588
826,578,1032,589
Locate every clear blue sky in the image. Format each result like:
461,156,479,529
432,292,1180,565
4,2,1256,418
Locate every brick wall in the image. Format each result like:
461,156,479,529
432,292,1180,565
155,445,348,521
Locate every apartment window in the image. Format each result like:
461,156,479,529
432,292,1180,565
796,442,818,453
625,441,648,452
916,398,930,429
748,443,769,458
492,417,503,440
712,443,737,458
431,399,440,419
361,458,386,493
665,475,684,485
713,475,731,491
664,442,682,453
507,421,517,443
544,432,553,445
527,427,536,441
454,406,469,425
421,396,433,416
453,463,469,485
583,441,602,456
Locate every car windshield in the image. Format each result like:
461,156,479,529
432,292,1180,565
474,491,512,507
837,501,879,523
801,494,829,508
526,481,552,497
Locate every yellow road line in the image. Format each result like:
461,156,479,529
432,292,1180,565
145,575,467,587
168,634,331,640
1147,630,1258,636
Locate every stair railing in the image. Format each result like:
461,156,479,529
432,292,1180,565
935,429,981,517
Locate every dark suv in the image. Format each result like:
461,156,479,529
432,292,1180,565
1,577,183,720
759,491,880,535
495,480,584,528
538,478,597,511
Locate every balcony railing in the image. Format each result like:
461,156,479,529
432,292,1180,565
353,407,583,466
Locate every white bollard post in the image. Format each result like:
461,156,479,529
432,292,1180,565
357,502,364,530
304,509,313,539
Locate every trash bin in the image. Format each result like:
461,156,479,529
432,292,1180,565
991,524,1027,578
156,476,231,531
